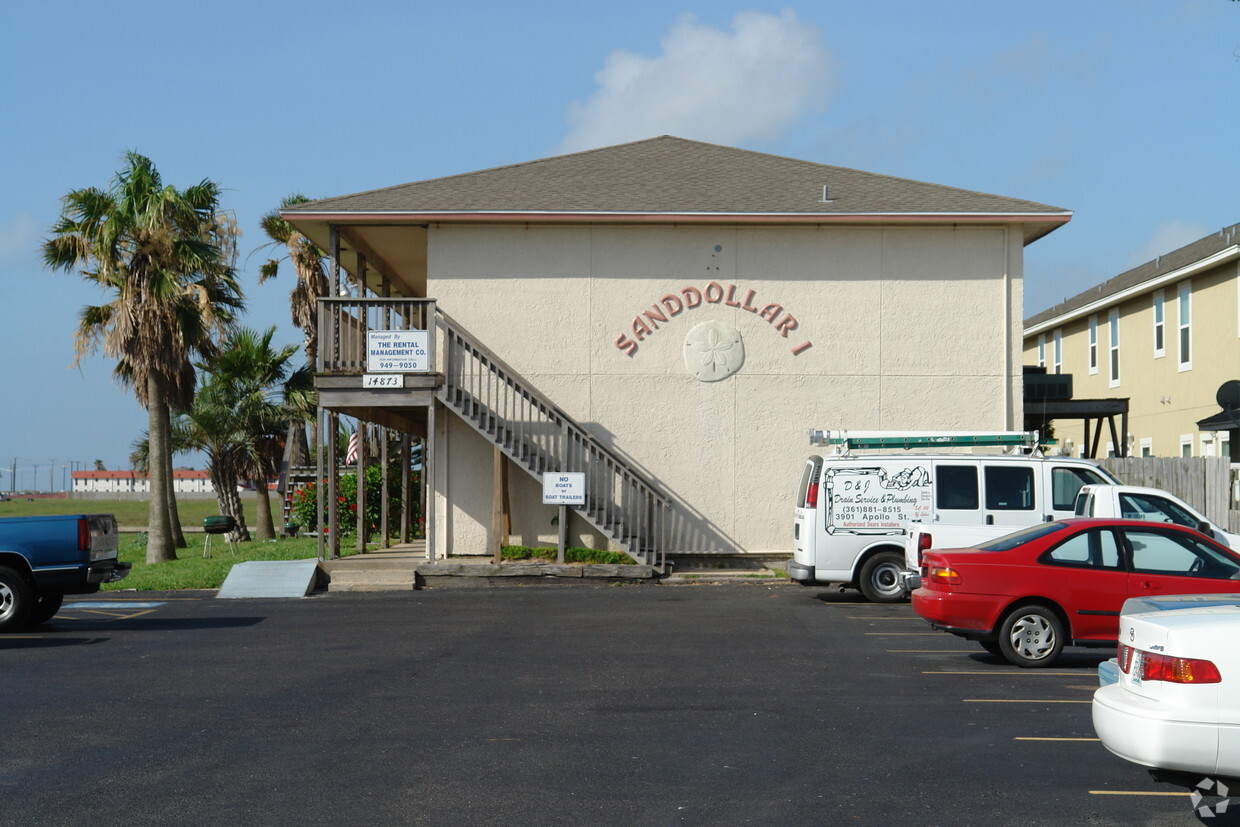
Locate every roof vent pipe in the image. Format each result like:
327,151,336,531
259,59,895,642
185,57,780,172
820,185,834,203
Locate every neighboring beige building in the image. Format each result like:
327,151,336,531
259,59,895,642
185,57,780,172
1024,223,1240,459
284,136,1070,561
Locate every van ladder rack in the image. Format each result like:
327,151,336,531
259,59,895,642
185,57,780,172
809,430,1040,451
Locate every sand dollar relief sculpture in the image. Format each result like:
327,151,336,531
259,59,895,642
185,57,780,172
684,321,744,382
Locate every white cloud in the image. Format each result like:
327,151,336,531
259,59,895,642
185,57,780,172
0,212,40,265
1127,219,1212,268
558,10,831,154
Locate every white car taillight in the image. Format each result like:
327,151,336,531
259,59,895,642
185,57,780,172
1118,643,1221,684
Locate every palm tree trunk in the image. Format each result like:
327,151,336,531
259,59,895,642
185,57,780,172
146,376,176,563
209,464,250,543
164,435,187,548
254,479,275,540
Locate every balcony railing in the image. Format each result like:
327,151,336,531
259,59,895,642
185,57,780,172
317,297,437,374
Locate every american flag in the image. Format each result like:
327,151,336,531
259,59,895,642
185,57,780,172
346,431,360,465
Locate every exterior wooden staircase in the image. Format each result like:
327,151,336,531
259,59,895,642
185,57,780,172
437,310,670,569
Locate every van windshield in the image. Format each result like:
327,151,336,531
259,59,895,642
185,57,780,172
974,522,1069,551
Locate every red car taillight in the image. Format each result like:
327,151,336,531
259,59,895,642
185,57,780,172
78,517,91,552
805,481,819,509
927,566,961,586
917,532,933,566
1117,644,1221,684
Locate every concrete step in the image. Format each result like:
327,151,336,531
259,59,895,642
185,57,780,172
326,568,415,592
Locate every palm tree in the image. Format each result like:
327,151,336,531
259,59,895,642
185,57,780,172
207,327,309,540
258,194,328,374
257,195,328,471
42,152,243,563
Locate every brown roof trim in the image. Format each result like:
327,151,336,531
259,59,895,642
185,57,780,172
283,210,1072,227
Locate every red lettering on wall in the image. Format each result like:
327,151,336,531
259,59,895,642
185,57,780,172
774,313,798,337
615,334,638,356
614,282,812,359
758,303,783,322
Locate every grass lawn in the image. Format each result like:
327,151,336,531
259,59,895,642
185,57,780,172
0,496,257,528
101,534,348,591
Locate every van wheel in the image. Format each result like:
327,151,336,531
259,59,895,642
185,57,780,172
28,593,64,625
858,552,906,603
998,604,1065,667
0,567,33,632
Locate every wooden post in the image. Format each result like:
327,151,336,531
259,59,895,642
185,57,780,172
356,421,367,554
327,412,339,559
380,426,390,546
557,504,567,564
491,444,503,564
400,433,411,544
315,406,325,562
426,406,436,563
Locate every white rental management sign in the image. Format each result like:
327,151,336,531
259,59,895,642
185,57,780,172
367,330,429,373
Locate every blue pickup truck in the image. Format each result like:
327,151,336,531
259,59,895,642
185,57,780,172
0,514,128,631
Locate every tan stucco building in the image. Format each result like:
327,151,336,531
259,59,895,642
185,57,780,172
285,137,1070,561
1024,223,1240,460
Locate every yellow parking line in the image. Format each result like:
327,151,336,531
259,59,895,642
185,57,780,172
1088,790,1190,797
1015,737,1100,742
965,699,1092,704
886,649,979,653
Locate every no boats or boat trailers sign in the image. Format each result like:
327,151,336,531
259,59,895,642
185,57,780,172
543,473,586,505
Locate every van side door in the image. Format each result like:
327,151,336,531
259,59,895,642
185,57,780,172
930,461,984,526
982,464,1037,528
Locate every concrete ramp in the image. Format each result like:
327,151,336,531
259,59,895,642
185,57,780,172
217,560,320,599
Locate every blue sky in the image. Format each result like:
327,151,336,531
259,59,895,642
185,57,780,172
2,0,1237,487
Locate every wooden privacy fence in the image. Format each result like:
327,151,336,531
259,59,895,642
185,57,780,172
1099,457,1234,526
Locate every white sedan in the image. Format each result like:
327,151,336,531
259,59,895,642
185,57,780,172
1093,594,1240,780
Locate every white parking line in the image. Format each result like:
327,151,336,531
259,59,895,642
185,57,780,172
1015,737,1100,742
924,671,1084,676
1088,790,1190,797
965,699,1092,704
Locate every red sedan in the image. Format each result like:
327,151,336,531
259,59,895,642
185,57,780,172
911,518,1240,667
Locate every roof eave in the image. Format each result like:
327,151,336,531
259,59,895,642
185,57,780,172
1024,245,1240,337
284,209,1071,239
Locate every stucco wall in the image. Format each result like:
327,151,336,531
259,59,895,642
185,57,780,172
431,223,1024,555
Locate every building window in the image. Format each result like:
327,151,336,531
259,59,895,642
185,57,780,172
1108,308,1120,387
1178,281,1192,371
1088,315,1099,375
1152,290,1165,357
1052,329,1062,374
1202,435,1217,458
1222,434,1232,459
1181,435,1193,458
1140,438,1153,458
1037,334,1046,367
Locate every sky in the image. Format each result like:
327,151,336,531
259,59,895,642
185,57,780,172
2,0,1238,489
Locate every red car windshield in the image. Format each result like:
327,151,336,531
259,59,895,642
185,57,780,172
974,522,1070,552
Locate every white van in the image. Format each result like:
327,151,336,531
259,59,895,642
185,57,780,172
788,431,1117,602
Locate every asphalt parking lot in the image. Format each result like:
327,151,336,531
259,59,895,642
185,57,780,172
0,582,1208,825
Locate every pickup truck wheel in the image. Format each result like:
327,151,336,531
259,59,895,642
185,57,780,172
0,566,33,631
858,552,907,603
28,593,64,625
998,604,1065,667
